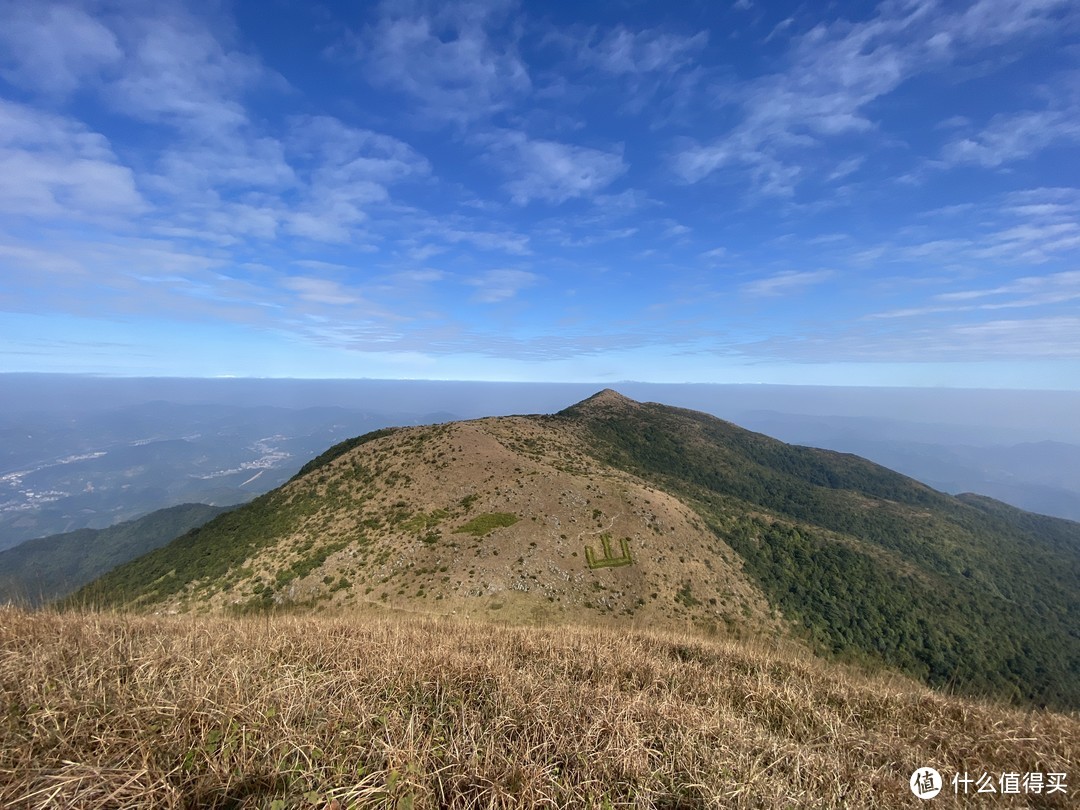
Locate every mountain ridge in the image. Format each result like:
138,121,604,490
72,390,1080,709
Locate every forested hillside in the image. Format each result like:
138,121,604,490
0,503,230,605
563,392,1080,708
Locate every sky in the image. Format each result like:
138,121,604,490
1,0,1078,387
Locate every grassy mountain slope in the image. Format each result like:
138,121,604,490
0,503,230,606
72,391,1080,709
71,414,782,639
4,606,1077,809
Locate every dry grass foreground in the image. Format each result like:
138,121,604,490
1,606,1075,809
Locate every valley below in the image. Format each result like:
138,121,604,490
0,402,422,549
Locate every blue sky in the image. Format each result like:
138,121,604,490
1,0,1078,386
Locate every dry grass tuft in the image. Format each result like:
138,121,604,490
1,605,1075,808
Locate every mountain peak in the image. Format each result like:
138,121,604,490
555,389,640,420
572,388,638,410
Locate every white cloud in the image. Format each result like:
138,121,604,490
763,17,795,44
972,190,1080,263
0,2,121,96
139,112,430,246
946,317,1080,358
406,244,447,262
674,5,920,183
62,1,304,221
350,0,530,125
284,212,358,244
941,108,1080,167
827,156,865,182
873,271,1080,318
289,116,430,186
430,224,531,255
0,99,146,220
281,276,363,305
0,231,265,326
1,2,302,241
292,259,351,273
0,151,141,216
152,136,295,197
580,26,707,76
940,270,1080,307
672,0,1076,194
390,269,446,284
741,269,833,297
953,0,1074,42
4,1,1076,378
846,187,1080,290
545,23,707,117
759,316,1080,361
590,188,652,215
543,226,638,248
106,8,267,137
202,203,283,242
274,116,432,244
0,242,87,275
484,130,626,205
466,268,537,303
977,223,1080,260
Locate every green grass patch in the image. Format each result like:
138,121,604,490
453,512,519,537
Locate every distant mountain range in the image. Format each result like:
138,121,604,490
735,411,1080,522
73,390,1080,711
